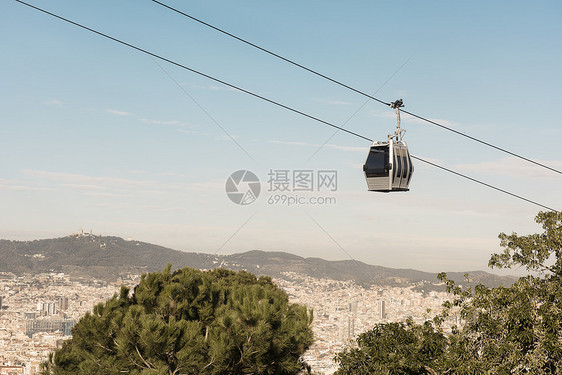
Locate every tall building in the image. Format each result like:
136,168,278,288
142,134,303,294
37,301,58,316
347,316,355,339
25,318,76,338
57,296,69,311
348,300,358,314
346,300,357,339
379,300,386,320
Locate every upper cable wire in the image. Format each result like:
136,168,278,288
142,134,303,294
151,0,390,108
151,0,562,177
410,156,557,212
12,0,371,143
13,0,559,212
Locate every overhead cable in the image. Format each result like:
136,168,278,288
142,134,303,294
410,156,557,212
13,0,558,212
14,0,371,142
151,0,562,177
151,0,390,107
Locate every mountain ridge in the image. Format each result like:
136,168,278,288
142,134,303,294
0,234,516,288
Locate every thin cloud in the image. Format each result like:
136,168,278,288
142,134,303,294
269,140,364,152
178,129,212,136
343,161,363,169
159,172,188,178
325,144,364,152
19,169,223,195
0,178,53,192
139,118,183,126
410,117,461,129
314,99,353,106
454,157,562,179
22,169,149,187
59,183,106,191
21,169,166,197
84,192,120,198
107,109,134,117
367,109,397,120
217,134,240,141
368,109,462,129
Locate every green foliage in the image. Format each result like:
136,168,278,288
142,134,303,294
335,211,562,374
490,210,562,274
442,210,562,374
42,266,313,375
334,319,447,375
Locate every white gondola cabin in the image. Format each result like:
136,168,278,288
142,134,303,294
363,99,414,192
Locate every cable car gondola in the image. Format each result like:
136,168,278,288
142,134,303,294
363,99,414,192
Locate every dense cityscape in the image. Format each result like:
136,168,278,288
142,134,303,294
0,268,455,375
0,272,136,375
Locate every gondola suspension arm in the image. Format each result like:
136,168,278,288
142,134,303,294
389,99,405,142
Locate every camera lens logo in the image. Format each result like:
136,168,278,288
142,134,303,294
225,170,261,205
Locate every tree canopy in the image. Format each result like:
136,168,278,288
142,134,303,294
42,266,313,375
335,211,562,374
334,319,447,375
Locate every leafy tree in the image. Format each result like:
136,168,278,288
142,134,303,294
42,266,313,375
335,211,562,374
443,210,562,373
334,319,447,375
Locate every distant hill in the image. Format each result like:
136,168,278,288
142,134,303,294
222,250,516,289
0,234,516,288
0,234,212,280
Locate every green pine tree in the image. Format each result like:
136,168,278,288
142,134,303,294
42,266,313,375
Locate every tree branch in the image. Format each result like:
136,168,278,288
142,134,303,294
135,344,154,369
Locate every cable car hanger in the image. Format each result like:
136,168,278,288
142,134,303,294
363,99,414,192
389,99,405,142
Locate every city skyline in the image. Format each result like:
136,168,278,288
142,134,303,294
0,268,453,374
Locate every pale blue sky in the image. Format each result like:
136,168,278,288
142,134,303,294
1,0,561,274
